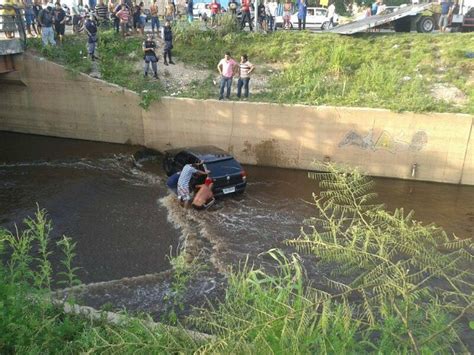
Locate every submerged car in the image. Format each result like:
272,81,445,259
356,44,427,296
163,146,247,196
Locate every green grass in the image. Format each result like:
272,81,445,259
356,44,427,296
28,35,93,74
173,26,474,113
28,26,474,113
28,31,165,109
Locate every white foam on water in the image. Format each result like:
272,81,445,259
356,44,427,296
158,194,233,272
0,155,164,188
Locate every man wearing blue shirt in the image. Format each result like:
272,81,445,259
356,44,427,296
439,0,452,32
297,0,307,30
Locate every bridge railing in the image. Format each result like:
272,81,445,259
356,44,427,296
0,5,27,50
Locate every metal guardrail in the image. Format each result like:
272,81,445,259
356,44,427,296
0,4,27,50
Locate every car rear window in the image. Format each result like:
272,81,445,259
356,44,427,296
205,158,242,177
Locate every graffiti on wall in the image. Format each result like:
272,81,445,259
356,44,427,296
338,130,428,153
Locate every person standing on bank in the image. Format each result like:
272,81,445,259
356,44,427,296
53,2,67,43
150,0,160,34
217,51,238,100
237,54,255,100
161,21,175,65
38,5,55,46
116,2,130,37
240,0,252,31
186,0,193,23
23,0,39,37
297,0,307,30
84,14,98,60
143,33,158,78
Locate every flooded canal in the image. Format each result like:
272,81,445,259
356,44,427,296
1,131,473,304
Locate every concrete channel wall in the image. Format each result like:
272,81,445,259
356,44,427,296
1,54,473,185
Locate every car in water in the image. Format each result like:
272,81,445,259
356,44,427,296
163,146,247,197
275,7,338,30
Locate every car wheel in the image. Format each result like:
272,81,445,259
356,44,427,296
322,21,330,30
416,16,434,33
393,17,412,32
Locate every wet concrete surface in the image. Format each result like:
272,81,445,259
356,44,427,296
1,131,473,315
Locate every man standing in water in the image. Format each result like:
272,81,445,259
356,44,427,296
177,162,208,208
217,51,238,100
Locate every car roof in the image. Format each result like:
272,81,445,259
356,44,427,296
166,145,234,162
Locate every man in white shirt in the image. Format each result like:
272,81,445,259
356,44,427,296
327,2,336,27
267,0,277,31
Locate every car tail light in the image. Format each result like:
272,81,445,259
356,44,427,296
205,177,213,185
241,170,247,181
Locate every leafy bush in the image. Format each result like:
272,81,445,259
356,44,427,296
288,163,474,353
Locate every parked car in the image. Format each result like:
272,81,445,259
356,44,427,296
163,146,247,196
193,2,212,19
275,7,338,30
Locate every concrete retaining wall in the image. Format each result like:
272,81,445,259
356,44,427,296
0,54,144,145
1,54,473,185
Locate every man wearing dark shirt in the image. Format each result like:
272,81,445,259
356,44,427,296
53,2,66,43
143,34,158,78
84,14,98,60
162,21,175,65
38,5,55,45
186,0,193,23
257,1,266,31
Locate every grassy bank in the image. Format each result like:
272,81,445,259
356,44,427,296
1,168,473,353
174,25,474,113
29,26,474,113
28,32,164,108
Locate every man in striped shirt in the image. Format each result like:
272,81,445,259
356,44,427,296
237,54,255,100
177,162,208,208
95,0,108,24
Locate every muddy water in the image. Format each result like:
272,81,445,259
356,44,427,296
1,131,473,298
0,132,179,283
161,164,474,276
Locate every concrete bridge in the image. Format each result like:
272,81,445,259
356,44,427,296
0,5,26,74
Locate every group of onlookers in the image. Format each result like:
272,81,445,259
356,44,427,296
1,0,67,42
